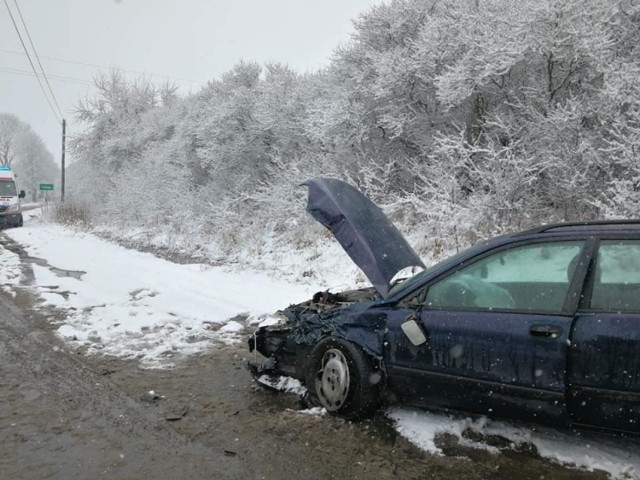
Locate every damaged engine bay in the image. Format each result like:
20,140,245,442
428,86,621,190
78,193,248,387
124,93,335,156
248,287,379,379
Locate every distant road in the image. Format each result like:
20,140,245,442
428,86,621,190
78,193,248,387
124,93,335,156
21,202,42,212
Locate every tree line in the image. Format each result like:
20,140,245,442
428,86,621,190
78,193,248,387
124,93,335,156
0,113,59,202
67,0,640,260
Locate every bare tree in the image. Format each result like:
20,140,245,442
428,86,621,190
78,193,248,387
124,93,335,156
0,113,29,167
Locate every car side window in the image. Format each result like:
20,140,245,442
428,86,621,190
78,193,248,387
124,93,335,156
590,240,640,312
424,241,584,313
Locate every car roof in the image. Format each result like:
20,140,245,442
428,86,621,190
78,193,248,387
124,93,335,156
513,220,640,237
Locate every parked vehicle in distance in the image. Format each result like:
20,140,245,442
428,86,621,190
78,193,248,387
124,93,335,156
0,166,25,228
249,177,640,436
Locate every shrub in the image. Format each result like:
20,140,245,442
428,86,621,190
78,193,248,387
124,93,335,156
48,198,92,225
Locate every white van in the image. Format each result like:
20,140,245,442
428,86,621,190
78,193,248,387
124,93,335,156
0,166,26,228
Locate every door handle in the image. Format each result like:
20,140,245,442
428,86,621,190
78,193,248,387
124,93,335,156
530,324,562,338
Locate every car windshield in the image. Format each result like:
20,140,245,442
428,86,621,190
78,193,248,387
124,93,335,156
387,241,491,297
0,181,17,197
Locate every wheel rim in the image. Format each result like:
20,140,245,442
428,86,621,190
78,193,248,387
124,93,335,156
315,348,350,411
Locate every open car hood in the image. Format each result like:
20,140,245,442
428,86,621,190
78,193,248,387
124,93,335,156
304,177,425,298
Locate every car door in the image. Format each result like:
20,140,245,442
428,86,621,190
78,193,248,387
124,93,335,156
568,238,640,434
384,240,586,423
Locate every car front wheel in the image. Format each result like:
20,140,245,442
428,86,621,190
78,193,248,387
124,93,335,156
305,337,381,419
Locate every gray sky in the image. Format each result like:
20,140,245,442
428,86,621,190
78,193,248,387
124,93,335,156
1,0,381,164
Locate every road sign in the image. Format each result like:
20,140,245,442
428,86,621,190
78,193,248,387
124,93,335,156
39,183,54,191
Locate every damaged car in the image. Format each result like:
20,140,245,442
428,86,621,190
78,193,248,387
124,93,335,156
249,177,640,435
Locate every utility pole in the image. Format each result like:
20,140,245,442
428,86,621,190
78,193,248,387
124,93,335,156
61,118,66,202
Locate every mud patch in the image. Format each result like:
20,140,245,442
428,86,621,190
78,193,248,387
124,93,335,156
95,346,614,480
24,255,86,279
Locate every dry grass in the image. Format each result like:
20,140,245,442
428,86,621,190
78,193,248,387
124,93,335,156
48,198,92,225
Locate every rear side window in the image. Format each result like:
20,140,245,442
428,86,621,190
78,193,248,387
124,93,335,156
425,241,584,313
590,241,640,312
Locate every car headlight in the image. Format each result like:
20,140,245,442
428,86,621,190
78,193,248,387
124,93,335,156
6,204,20,213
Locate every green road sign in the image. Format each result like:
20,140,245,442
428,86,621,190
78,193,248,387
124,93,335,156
39,183,54,191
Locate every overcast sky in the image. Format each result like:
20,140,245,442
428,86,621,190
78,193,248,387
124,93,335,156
1,0,381,165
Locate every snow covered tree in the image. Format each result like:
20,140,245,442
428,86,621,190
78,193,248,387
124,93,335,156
65,0,640,262
0,114,58,201
73,71,177,170
70,71,183,218
12,129,59,202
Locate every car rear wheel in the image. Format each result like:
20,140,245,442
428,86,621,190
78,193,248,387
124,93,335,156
305,337,381,419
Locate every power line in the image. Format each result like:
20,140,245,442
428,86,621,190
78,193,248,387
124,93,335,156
2,0,61,124
11,0,64,119
0,66,94,86
0,48,206,85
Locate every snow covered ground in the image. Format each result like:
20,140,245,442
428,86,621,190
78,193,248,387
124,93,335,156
1,210,638,479
1,210,319,366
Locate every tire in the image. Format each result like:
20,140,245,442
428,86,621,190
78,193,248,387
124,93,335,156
16,214,23,227
305,337,382,419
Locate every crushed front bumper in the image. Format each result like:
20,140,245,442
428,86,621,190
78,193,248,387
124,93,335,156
247,324,296,378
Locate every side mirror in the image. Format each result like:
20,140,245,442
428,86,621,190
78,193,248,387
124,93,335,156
19,190,25,199
401,315,428,346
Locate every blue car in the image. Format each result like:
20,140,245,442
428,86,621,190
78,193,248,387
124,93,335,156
249,178,640,435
